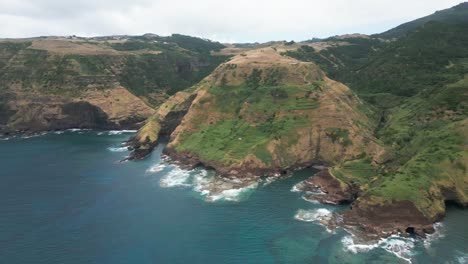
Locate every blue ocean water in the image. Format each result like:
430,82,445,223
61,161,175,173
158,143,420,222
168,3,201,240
0,131,467,264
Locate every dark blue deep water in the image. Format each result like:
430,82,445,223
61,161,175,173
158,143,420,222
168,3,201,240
0,131,467,264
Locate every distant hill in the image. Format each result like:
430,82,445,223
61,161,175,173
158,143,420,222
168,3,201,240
377,2,468,38
0,34,228,133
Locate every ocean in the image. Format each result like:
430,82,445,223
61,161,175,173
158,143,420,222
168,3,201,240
0,131,466,264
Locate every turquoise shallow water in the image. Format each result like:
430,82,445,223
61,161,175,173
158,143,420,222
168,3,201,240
0,131,467,264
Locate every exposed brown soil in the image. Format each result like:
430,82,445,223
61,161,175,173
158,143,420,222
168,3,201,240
344,198,436,239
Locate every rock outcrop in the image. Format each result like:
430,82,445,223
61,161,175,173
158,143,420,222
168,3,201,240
294,169,360,204
0,88,154,134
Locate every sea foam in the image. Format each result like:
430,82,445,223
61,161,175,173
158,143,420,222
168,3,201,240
204,182,258,202
342,235,415,263
146,163,167,173
294,208,333,222
423,222,445,249
159,166,192,188
107,146,129,152
107,130,137,135
456,250,468,264
152,163,260,202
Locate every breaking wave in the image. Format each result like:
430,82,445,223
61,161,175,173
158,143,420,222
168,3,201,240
342,235,415,263
146,163,167,173
291,181,325,203
294,208,333,222
423,222,445,249
159,167,192,188
98,130,137,136
107,130,137,135
21,132,48,138
294,208,335,233
455,250,468,264
107,146,129,152
202,182,258,202
66,128,90,133
147,162,260,202
290,184,302,193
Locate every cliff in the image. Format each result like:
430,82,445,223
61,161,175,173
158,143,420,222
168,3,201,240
0,35,227,134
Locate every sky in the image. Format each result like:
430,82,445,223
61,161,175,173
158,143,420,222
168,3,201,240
0,0,463,42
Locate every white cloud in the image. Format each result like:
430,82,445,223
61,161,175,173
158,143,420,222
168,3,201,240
0,0,463,42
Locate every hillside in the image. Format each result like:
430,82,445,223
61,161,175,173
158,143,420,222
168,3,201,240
0,34,228,133
284,11,468,236
377,2,468,39
129,4,468,238
128,46,384,174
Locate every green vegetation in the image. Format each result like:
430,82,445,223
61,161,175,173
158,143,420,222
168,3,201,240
135,115,161,143
325,128,352,146
287,22,468,98
286,8,468,218
175,83,319,165
0,36,229,107
130,34,225,54
332,157,377,185
246,68,263,89
119,51,228,99
377,2,468,39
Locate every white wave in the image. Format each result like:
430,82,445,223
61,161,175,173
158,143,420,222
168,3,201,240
107,130,137,135
301,195,320,204
456,251,468,264
53,131,64,134
107,146,129,152
262,177,276,186
155,164,260,202
67,128,90,132
21,132,48,138
206,182,258,202
159,166,192,188
146,163,167,173
342,235,415,263
190,169,258,202
341,235,380,253
423,222,445,249
192,170,211,194
291,183,302,192
294,208,333,222
0,137,10,141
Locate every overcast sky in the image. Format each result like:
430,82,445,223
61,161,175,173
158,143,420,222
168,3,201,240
0,0,463,42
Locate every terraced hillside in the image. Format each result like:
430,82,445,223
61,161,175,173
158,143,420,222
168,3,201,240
0,34,228,133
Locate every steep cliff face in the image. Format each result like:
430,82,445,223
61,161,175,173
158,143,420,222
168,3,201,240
132,47,384,176
0,35,227,133
286,17,468,238
0,87,154,133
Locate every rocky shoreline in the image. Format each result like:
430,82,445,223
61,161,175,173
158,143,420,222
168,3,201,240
138,139,443,241
123,112,446,241
162,144,332,179
293,168,441,239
